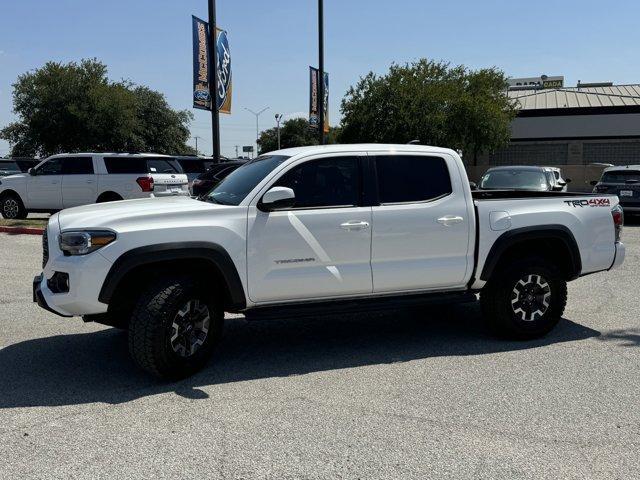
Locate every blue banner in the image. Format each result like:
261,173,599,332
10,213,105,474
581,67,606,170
192,16,211,110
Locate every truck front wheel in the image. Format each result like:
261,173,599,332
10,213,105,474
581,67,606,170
128,275,223,379
480,257,567,340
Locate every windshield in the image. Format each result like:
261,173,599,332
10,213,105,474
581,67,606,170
602,170,640,183
480,170,550,191
206,155,289,205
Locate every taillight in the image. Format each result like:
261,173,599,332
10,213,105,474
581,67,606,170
593,184,608,193
136,176,154,192
612,205,623,242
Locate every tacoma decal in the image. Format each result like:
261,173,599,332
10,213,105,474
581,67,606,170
274,258,316,265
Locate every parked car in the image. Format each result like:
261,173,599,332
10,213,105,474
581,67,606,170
479,166,569,191
0,153,189,219
544,167,570,192
592,165,640,214
33,144,625,379
191,160,246,197
174,156,214,188
0,158,39,177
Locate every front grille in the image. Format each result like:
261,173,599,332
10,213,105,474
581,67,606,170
42,228,49,268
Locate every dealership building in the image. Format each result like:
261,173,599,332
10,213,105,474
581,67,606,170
476,76,640,167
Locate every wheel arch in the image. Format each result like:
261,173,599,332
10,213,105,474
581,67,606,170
480,225,582,282
0,188,23,201
96,191,123,203
98,242,246,312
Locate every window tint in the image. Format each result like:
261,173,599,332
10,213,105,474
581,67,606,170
177,159,206,173
62,157,94,175
274,157,360,208
104,158,147,174
602,170,640,183
36,158,63,175
104,157,181,174
146,158,181,174
375,155,452,203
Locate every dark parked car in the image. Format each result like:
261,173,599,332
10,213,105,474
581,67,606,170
191,161,246,197
592,165,640,214
479,166,566,191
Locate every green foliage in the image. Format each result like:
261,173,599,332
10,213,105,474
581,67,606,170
339,59,517,164
257,118,340,154
1,59,195,157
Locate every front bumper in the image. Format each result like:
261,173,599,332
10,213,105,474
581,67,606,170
33,275,72,317
34,215,113,317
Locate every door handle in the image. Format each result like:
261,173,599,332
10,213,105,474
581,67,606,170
340,221,370,231
86,180,94,184
437,215,464,226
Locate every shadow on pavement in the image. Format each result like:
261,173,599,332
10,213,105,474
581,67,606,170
595,328,640,347
0,303,600,408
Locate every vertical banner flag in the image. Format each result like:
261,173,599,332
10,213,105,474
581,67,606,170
192,16,232,113
309,67,329,133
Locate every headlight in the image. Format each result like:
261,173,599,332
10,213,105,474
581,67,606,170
58,230,116,255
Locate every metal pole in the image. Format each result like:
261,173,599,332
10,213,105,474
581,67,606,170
318,0,325,145
208,0,221,162
275,114,283,150
244,106,269,156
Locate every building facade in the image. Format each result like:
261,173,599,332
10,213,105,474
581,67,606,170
476,84,640,167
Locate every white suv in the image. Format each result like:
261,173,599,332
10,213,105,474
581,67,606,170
0,153,189,219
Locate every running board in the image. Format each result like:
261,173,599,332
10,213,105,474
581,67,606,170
244,291,477,321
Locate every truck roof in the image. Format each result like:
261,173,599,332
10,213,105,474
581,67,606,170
266,144,458,158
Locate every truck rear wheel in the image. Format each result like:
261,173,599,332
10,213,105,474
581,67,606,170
128,275,223,379
480,257,567,340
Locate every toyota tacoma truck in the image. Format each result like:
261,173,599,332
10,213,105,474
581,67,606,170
33,145,626,379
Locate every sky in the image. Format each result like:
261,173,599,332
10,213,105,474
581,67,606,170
1,0,640,158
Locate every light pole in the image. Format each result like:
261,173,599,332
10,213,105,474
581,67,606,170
275,113,283,150
207,0,221,162
193,135,203,155
245,106,269,156
318,0,325,145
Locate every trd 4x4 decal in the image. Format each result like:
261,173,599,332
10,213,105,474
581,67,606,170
564,198,611,208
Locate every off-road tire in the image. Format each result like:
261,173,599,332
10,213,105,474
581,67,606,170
128,275,223,380
480,257,567,340
1,193,27,219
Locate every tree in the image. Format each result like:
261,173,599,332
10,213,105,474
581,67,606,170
0,59,195,157
339,59,517,164
257,117,340,154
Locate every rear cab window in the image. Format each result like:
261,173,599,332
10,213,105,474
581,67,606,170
373,155,452,204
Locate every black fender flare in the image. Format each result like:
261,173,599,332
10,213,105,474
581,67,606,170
98,242,246,310
480,225,582,281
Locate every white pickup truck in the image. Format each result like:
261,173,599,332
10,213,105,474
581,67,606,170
33,144,625,379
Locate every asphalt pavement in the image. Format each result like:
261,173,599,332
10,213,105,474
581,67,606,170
0,225,638,479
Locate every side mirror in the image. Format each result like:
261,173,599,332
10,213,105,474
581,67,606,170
259,186,295,211
564,178,572,183
28,168,35,176
468,181,478,190
590,180,599,186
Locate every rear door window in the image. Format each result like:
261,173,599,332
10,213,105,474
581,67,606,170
374,155,452,204
61,157,94,175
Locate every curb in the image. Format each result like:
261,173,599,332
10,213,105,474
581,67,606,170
0,226,45,235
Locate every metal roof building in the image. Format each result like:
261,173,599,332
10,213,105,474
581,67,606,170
477,83,640,167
